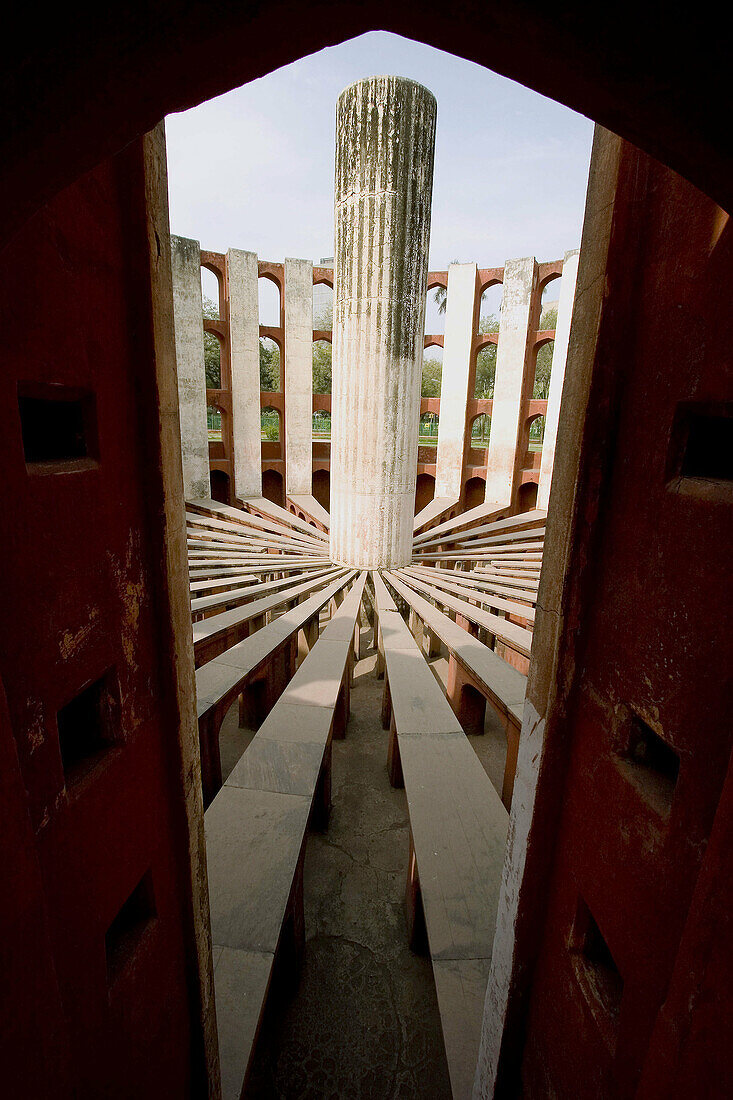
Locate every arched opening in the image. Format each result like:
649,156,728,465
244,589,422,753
529,413,546,453
209,469,230,504
259,336,281,392
414,472,436,515
517,480,539,512
312,410,330,440
533,339,554,398
471,413,491,448
479,282,503,333
206,404,223,441
313,281,333,330
422,343,443,396
204,328,222,389
260,406,280,442
474,341,497,398
258,276,281,327
425,282,447,336
312,338,332,394
201,267,221,318
459,683,487,737
419,411,439,444
7,7,733,1100
464,476,486,510
312,468,330,512
541,273,561,324
262,468,285,509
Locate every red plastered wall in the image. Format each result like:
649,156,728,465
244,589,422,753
0,141,198,1097
520,148,733,1097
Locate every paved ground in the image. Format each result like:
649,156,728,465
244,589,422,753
217,615,506,1099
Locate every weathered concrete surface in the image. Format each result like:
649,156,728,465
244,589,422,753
330,76,436,568
537,248,580,511
171,234,210,500
220,627,452,1098
284,258,313,497
228,248,262,499
484,256,538,508
435,263,478,501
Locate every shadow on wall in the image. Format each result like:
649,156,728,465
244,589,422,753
415,472,436,515
210,469,230,504
262,468,284,508
312,468,330,512
517,480,538,511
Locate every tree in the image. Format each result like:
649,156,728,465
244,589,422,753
533,305,557,398
259,339,280,391
312,340,332,394
312,304,333,393
431,260,460,315
202,295,221,388
421,357,442,397
475,312,500,398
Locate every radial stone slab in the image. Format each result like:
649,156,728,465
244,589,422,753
329,75,437,568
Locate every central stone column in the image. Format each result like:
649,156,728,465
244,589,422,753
329,76,436,567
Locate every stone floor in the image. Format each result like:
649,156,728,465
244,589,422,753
217,617,507,1099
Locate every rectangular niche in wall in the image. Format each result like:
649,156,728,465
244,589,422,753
18,380,99,473
569,896,624,1051
618,710,680,820
666,401,733,500
57,667,120,787
105,870,157,986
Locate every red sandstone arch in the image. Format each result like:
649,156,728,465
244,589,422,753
209,468,230,504
517,479,538,512
463,476,486,510
469,411,491,447
262,467,285,508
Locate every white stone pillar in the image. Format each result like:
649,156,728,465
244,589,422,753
284,257,313,497
171,235,210,500
330,76,437,568
484,256,538,506
227,248,262,499
537,249,580,511
435,262,477,500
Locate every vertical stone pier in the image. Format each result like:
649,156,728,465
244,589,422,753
171,235,210,501
329,76,436,567
284,257,314,496
227,247,262,499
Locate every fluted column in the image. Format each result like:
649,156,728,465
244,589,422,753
329,76,436,567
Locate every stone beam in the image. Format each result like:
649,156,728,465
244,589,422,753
537,249,580,511
284,257,313,497
484,256,538,507
171,234,210,500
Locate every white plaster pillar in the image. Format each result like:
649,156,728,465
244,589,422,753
537,249,580,511
435,262,478,500
330,75,437,568
227,247,262,499
171,234,210,500
284,257,313,497
484,256,538,506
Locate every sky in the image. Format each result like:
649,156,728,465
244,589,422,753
166,31,594,293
